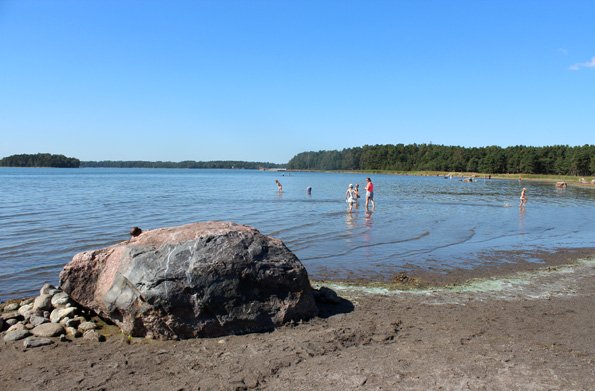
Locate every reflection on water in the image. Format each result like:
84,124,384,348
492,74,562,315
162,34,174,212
1,168,594,300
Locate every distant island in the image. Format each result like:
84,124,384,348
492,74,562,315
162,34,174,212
0,153,80,168
80,160,284,169
287,144,595,176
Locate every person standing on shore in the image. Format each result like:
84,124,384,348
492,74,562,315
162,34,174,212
365,177,375,211
519,187,527,208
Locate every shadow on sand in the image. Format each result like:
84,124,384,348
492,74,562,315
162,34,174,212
313,286,355,319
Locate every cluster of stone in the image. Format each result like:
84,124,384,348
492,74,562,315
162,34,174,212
1,283,104,348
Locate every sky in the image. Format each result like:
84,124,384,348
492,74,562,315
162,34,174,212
0,1,593,164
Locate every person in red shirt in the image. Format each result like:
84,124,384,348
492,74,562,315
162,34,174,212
365,177,375,210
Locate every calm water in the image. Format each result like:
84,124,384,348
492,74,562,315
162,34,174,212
1,168,594,301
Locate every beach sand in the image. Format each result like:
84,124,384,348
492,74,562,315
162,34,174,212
1,249,594,391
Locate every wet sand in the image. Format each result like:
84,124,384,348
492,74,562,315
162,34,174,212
1,249,595,390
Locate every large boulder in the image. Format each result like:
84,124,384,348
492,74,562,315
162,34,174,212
59,222,317,339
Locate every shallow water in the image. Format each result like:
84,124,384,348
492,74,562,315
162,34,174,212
1,168,594,300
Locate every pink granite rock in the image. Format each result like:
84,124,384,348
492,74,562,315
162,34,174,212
59,221,317,339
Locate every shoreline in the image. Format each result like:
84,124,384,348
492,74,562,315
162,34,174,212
2,251,594,390
287,168,595,188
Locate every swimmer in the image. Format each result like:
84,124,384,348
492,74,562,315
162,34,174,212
519,187,527,208
275,179,283,192
345,184,356,212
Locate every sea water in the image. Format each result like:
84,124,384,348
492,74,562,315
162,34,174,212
1,168,594,300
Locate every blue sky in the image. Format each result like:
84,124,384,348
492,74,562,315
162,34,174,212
1,1,593,163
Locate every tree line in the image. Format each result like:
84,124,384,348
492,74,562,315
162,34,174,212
287,144,595,176
0,153,80,168
80,160,283,169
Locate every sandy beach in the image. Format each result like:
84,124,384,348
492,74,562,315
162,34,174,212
1,248,594,391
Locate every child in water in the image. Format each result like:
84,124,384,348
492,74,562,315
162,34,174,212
275,179,283,192
345,184,356,212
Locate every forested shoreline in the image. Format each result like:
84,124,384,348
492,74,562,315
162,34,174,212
0,153,80,168
3,144,594,175
79,160,283,169
287,144,595,176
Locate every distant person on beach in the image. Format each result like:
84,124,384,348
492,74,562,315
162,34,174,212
275,179,283,192
345,184,356,212
365,177,375,210
519,187,527,208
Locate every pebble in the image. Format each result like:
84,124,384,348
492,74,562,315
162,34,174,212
23,337,54,348
50,307,77,323
78,321,97,332
3,303,20,312
20,298,34,306
65,326,82,338
7,323,26,332
0,311,21,321
39,283,57,296
51,292,71,308
83,329,105,342
6,318,18,326
62,317,81,328
3,329,31,342
18,304,33,318
33,294,53,312
29,315,49,327
32,323,65,338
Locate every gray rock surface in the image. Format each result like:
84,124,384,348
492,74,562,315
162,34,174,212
3,303,20,312
31,323,64,337
78,321,96,332
50,292,71,308
7,323,26,332
33,294,53,312
60,221,317,339
3,329,31,342
23,337,54,348
0,311,20,321
50,307,77,323
39,283,57,296
29,315,49,327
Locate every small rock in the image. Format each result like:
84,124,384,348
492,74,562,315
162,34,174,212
51,292,71,308
50,307,77,323
83,329,105,342
29,315,49,327
4,303,20,312
314,287,342,304
33,294,53,312
59,334,68,342
63,317,81,328
19,298,34,306
6,318,18,326
23,337,54,348
18,304,34,318
39,283,57,296
65,326,82,338
78,321,97,332
0,311,21,321
32,323,65,337
7,322,26,332
3,329,31,342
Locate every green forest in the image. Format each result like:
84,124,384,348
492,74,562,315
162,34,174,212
0,153,80,168
79,160,283,169
287,144,595,176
